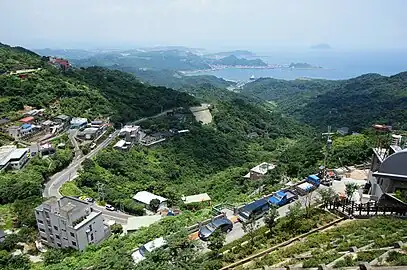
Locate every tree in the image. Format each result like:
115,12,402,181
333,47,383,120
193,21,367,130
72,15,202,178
345,183,359,202
264,207,279,232
303,191,315,218
318,187,338,207
149,198,161,212
43,249,66,266
207,230,225,256
110,223,123,235
242,215,258,246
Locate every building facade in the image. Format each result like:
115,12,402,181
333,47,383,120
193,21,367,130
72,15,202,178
35,197,109,251
368,135,407,201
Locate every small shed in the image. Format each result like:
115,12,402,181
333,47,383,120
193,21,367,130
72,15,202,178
124,215,162,234
182,193,211,205
133,191,167,210
19,116,34,123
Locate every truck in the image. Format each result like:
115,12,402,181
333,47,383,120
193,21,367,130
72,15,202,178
237,198,270,223
268,190,298,207
294,175,321,196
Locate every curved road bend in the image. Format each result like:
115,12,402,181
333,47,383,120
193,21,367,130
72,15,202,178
42,109,177,224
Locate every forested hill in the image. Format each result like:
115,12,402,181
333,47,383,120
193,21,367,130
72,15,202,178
242,73,407,131
297,72,407,131
0,43,197,123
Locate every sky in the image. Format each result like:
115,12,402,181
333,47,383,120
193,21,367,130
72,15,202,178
1,0,406,51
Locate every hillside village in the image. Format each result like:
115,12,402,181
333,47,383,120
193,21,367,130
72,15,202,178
1,44,407,270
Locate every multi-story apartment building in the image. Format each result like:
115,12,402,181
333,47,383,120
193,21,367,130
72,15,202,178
35,196,110,251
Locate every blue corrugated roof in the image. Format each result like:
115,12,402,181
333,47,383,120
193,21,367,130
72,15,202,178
308,175,320,181
21,123,32,129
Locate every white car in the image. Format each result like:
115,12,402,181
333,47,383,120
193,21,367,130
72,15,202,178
105,204,115,211
131,237,167,264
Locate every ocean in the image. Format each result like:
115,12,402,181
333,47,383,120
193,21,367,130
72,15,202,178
193,50,407,81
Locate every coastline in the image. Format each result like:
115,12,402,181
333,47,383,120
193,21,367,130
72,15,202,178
180,65,330,76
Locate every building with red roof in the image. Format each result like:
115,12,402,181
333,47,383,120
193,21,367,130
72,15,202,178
19,116,34,124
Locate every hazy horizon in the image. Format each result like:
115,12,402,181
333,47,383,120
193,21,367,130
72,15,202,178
1,0,407,52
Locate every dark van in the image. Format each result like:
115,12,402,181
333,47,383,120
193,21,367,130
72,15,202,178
237,198,270,222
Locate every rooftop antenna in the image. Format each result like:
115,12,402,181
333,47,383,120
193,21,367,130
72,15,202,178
322,125,334,179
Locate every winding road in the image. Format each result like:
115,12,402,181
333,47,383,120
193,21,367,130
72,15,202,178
42,109,178,224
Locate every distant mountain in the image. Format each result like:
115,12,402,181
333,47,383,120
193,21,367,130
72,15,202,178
205,50,256,59
310,43,332,49
212,55,267,67
126,69,235,90
72,49,211,71
289,62,322,69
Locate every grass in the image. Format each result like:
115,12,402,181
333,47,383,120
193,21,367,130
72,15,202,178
60,181,83,196
0,204,15,230
386,251,407,266
248,217,407,269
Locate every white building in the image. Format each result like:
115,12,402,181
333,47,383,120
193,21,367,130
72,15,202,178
35,197,110,251
243,162,276,180
0,145,29,171
70,117,88,129
133,191,167,210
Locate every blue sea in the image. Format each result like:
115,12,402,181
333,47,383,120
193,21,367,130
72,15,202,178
194,50,407,81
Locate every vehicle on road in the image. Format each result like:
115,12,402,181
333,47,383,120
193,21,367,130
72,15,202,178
238,198,270,223
294,175,321,195
108,134,113,138
84,197,95,203
105,204,115,211
268,190,298,207
198,216,233,241
132,237,167,264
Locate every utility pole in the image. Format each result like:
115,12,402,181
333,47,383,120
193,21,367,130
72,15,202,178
97,182,105,202
322,125,334,179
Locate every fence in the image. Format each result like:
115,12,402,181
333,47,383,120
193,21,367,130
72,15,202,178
326,200,407,218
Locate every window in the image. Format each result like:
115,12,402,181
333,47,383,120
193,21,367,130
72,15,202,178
57,243,62,247
90,233,94,241
53,225,58,231
71,241,77,246
56,235,60,240
39,228,45,233
89,224,92,231
70,232,75,237
41,236,47,241
37,219,44,224
36,211,40,215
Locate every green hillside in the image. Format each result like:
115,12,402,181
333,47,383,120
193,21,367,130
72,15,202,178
0,43,197,123
242,73,407,131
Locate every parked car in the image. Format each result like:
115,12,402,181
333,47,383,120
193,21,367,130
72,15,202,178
198,216,233,241
84,197,95,203
108,134,113,138
238,198,270,223
105,204,115,211
132,237,167,264
268,190,298,207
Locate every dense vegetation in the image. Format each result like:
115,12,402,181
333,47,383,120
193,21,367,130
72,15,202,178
119,68,234,90
68,98,315,210
212,55,267,66
0,43,196,123
242,73,407,131
251,217,407,269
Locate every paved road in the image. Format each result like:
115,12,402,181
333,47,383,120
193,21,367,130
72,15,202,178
42,130,132,223
224,185,327,244
42,110,178,224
